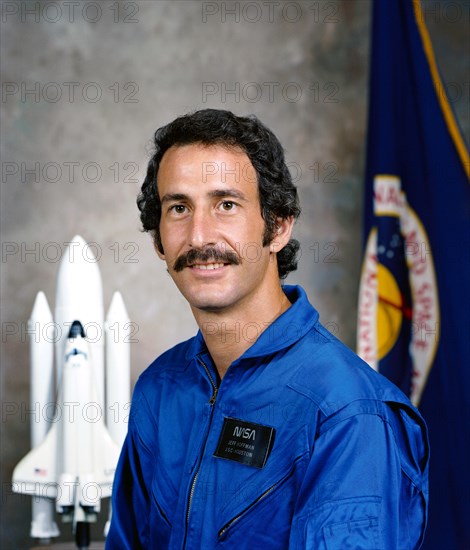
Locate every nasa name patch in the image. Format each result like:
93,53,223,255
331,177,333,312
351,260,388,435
213,417,275,469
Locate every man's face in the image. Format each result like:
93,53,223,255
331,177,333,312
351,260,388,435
156,143,286,313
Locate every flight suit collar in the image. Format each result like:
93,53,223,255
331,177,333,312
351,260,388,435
185,285,319,362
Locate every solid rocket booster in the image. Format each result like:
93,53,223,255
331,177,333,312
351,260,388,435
55,235,104,408
105,291,131,448
30,292,54,447
29,292,59,540
104,292,131,536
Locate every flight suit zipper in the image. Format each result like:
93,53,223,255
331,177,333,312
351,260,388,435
217,457,302,541
183,359,218,548
217,485,277,540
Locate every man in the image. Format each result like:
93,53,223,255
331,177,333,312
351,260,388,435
107,109,429,549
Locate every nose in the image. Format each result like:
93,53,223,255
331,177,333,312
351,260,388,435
188,207,217,249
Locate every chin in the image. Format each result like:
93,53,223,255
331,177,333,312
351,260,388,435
193,302,228,313
189,296,232,312
185,289,236,312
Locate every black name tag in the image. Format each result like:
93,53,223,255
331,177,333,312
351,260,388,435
213,417,275,469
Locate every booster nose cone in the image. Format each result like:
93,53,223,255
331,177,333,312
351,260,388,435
68,321,85,339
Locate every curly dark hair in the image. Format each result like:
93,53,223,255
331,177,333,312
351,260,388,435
137,109,301,279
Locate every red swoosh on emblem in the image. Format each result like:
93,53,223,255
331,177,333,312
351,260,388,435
378,295,413,320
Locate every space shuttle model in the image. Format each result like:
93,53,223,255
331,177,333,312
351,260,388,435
12,235,131,549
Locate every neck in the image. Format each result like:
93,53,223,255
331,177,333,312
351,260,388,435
192,283,292,379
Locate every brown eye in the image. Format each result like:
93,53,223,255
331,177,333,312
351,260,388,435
221,201,235,211
171,204,186,214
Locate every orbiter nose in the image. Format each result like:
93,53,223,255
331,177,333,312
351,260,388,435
68,320,85,339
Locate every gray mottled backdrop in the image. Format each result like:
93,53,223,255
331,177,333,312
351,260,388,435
1,1,468,548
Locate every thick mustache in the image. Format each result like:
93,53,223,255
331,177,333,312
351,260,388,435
173,247,240,272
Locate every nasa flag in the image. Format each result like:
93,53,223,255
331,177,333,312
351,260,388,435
357,0,469,547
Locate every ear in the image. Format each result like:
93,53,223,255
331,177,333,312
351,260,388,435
269,216,295,253
153,239,166,261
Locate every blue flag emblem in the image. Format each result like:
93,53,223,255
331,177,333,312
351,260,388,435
357,1,469,546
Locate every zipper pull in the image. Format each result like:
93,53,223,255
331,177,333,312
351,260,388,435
200,359,218,405
209,387,218,405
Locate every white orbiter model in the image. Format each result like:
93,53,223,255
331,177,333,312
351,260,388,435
12,235,131,549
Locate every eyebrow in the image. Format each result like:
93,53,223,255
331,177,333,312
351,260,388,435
160,188,248,204
160,193,189,204
208,188,248,201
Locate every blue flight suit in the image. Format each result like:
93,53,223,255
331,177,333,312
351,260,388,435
107,285,429,549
